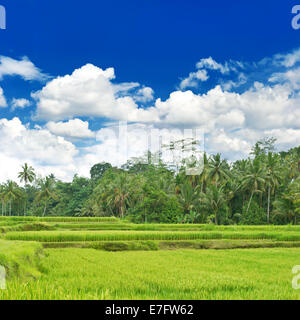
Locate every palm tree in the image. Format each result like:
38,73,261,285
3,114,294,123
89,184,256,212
18,163,36,216
177,182,199,214
232,159,250,208
35,176,57,217
4,181,22,216
241,158,266,216
200,185,227,225
0,185,6,216
273,179,300,225
265,152,281,223
199,152,209,193
104,173,132,218
208,154,231,186
290,148,300,179
18,163,36,185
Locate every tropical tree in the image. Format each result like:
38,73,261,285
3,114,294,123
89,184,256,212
199,152,209,193
90,162,112,181
200,185,228,225
3,181,22,216
273,179,300,225
35,176,57,216
18,163,36,185
98,172,133,218
265,152,281,223
241,158,266,215
208,154,231,186
177,182,199,214
0,184,6,216
18,163,36,215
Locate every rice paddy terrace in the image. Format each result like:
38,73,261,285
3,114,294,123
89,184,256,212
0,216,300,299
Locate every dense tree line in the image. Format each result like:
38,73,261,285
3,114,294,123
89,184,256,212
1,138,300,224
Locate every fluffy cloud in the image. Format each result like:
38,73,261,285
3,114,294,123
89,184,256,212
32,64,158,122
11,98,31,110
153,82,300,131
0,56,47,81
196,57,244,74
180,70,209,89
0,117,78,181
196,57,231,74
180,57,246,90
221,73,247,91
269,66,300,89
134,87,154,103
272,48,300,68
0,87,7,107
206,129,252,160
45,119,95,139
205,127,300,160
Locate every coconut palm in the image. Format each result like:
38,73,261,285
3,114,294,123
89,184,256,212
241,158,266,215
273,179,300,225
18,163,36,216
0,184,6,216
177,182,199,214
35,176,57,217
208,154,231,186
18,163,36,185
200,185,227,225
3,181,22,216
199,152,209,193
265,152,281,223
291,148,300,178
105,173,132,218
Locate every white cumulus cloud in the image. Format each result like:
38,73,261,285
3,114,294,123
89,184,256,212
45,119,96,139
11,98,31,110
180,70,209,89
0,117,78,181
0,56,47,81
32,64,158,122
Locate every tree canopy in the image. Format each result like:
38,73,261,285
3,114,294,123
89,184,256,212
1,139,299,225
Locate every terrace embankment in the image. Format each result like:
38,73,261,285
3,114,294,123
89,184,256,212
0,240,44,281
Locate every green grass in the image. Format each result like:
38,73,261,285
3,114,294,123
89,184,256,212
0,248,299,300
1,217,300,300
0,216,119,223
0,240,44,281
2,217,300,233
52,222,300,231
5,229,300,242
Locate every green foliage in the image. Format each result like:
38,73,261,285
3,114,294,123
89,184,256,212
128,189,182,223
240,201,266,225
0,240,43,281
90,162,112,181
1,139,299,225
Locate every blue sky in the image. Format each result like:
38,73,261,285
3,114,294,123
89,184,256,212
0,0,300,181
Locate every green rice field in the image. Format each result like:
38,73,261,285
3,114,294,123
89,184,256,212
0,216,300,300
